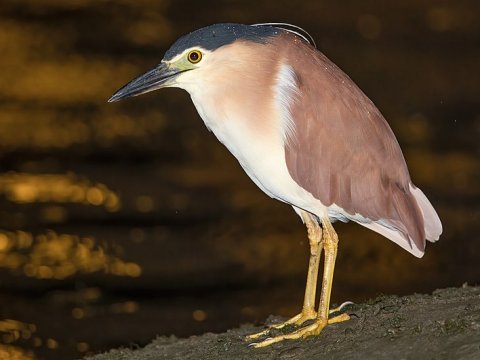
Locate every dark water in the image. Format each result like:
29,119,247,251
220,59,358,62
0,1,478,359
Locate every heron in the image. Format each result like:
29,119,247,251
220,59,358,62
109,23,442,347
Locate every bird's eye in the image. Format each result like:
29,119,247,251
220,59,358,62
187,50,202,64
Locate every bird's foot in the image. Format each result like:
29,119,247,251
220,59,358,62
246,310,317,340
247,309,351,347
246,302,353,341
249,317,329,348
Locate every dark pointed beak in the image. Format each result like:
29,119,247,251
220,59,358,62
108,62,183,102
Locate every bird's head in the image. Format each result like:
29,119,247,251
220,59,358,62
108,23,315,102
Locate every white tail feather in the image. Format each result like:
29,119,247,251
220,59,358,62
355,184,442,258
360,221,425,258
409,184,442,242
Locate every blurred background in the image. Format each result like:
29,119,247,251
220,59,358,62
0,0,478,359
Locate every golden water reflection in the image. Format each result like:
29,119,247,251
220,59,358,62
0,345,36,360
0,318,77,358
0,173,120,211
0,320,36,345
0,320,37,360
0,230,141,279
0,106,167,150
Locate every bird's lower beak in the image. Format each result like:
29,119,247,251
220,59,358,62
108,62,182,102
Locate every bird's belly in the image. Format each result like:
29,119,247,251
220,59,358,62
192,102,328,217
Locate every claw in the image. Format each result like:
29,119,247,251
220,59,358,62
329,301,354,314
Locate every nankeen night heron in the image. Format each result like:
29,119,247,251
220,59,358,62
109,23,442,347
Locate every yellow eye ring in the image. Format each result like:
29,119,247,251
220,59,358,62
187,50,202,64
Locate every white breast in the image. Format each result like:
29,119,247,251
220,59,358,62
187,68,328,219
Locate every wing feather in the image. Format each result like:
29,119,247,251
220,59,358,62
279,35,433,255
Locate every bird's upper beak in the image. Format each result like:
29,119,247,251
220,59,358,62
108,62,183,102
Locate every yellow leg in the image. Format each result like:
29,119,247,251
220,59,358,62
301,213,323,317
252,217,345,348
247,211,322,340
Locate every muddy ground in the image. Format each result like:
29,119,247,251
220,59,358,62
86,286,480,360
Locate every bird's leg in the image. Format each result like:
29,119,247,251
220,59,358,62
252,217,349,348
247,211,322,340
298,212,323,319
315,218,349,324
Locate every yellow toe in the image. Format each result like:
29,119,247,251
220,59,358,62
250,318,328,348
246,310,317,340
